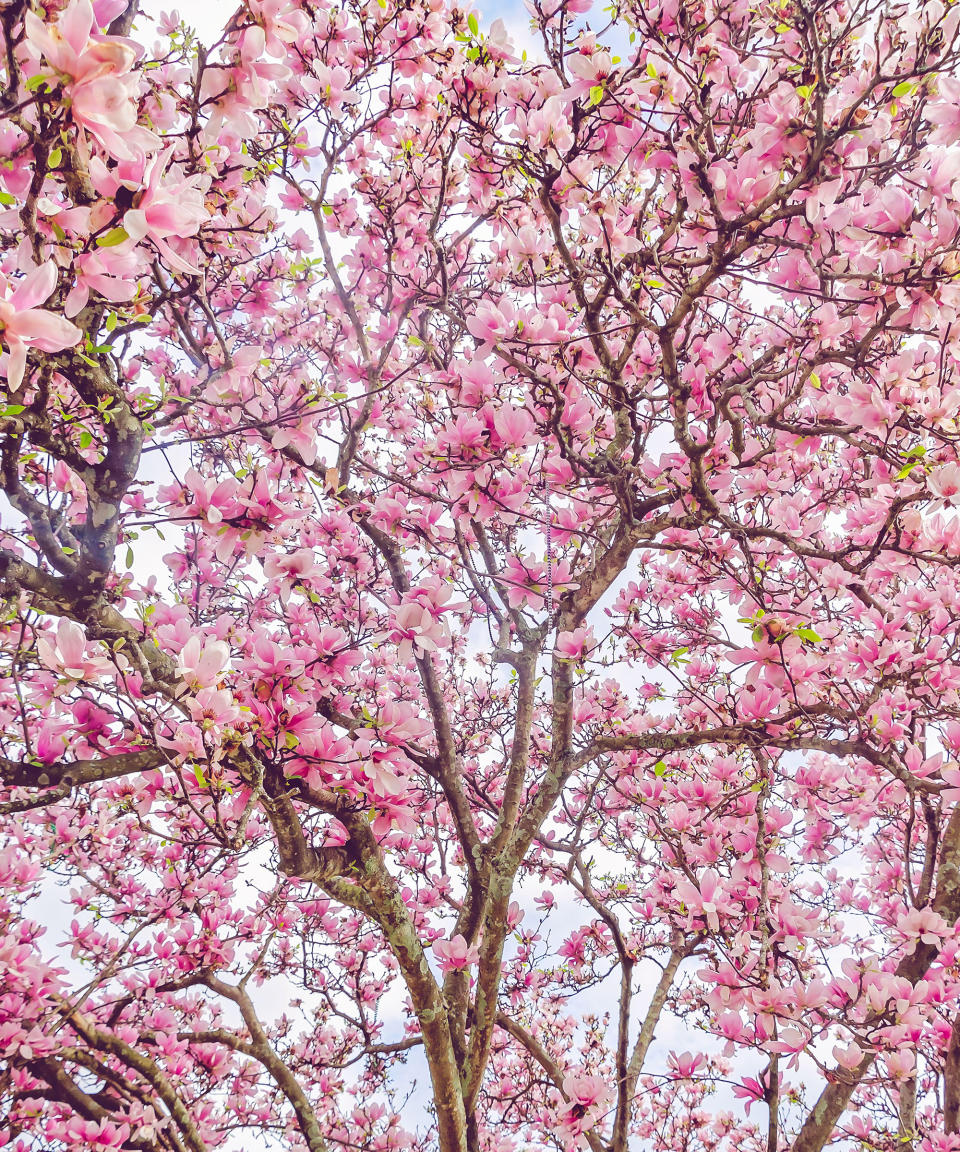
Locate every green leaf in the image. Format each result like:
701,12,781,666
0,191,15,206
589,85,605,106
654,760,667,777
24,73,49,91
646,61,658,78
125,546,134,568
1,404,25,416
796,627,822,643
47,147,62,169
897,461,921,479
193,764,207,788
467,11,479,35
796,84,813,100
96,227,129,247
105,312,118,333
892,81,915,98
321,203,333,216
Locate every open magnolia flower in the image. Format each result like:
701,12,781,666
23,0,159,161
37,619,112,681
0,263,81,388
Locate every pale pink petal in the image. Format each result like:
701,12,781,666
64,283,90,318
61,0,97,57
8,262,56,311
7,309,82,352
5,340,26,390
56,620,87,667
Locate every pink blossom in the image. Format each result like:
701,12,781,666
432,934,480,972
177,635,230,690
559,1072,613,1134
832,1041,865,1070
929,463,960,506
555,627,595,662
123,148,210,275
37,619,112,681
0,263,82,388
731,1075,767,1114
667,1050,706,1078
674,868,730,932
63,246,140,317
24,0,159,161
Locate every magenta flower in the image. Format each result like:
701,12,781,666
0,263,82,389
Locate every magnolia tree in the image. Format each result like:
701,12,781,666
8,0,960,1149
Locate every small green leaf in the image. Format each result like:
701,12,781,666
796,84,813,100
654,760,667,777
47,147,62,168
105,312,118,333
321,203,333,216
892,81,915,98
0,191,15,206
897,461,921,479
1,404,25,416
589,85,604,106
193,764,207,787
24,74,49,91
467,11,479,35
796,627,822,643
97,227,129,247
646,61,658,78
125,546,134,568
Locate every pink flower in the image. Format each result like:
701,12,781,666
432,934,480,972
123,148,209,275
63,246,140,317
929,463,960,506
667,1050,706,1078
177,635,230,690
732,1074,767,1114
559,1072,613,1134
185,688,241,728
832,1041,865,1071
674,868,731,932
37,618,112,681
392,588,458,664
24,0,159,161
0,263,82,388
896,907,949,952
555,627,594,662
